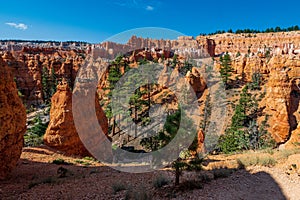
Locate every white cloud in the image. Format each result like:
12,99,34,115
114,1,158,10
5,22,28,30
146,5,154,11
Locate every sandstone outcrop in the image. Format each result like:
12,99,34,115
43,79,109,156
186,67,207,96
0,56,26,179
253,55,300,144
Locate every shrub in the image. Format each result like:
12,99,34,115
172,160,188,185
178,180,203,190
28,177,58,189
75,159,90,166
112,182,126,194
275,149,300,160
24,133,43,147
52,159,71,165
153,175,169,188
237,154,276,167
218,86,275,154
132,189,152,200
213,168,234,179
25,115,49,147
249,72,262,90
198,173,213,183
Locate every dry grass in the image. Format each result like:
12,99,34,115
274,148,300,160
237,154,276,168
236,148,300,168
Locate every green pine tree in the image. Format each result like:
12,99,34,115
219,53,233,89
42,67,50,102
218,85,275,153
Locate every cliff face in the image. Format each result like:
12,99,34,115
197,31,300,56
210,32,300,148
0,56,26,179
263,55,300,144
1,48,84,106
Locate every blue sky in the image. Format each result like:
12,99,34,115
0,0,299,43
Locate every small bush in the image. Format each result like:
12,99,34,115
28,177,57,189
198,173,213,183
263,148,275,155
179,180,203,190
153,175,169,188
25,115,49,147
52,159,71,165
112,182,126,194
24,133,43,147
75,159,91,166
187,158,203,171
276,149,300,160
179,149,192,159
259,156,277,166
237,154,276,167
83,157,96,161
132,189,152,200
213,168,234,179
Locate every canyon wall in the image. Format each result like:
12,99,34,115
197,31,300,56
209,32,300,148
1,48,85,106
2,31,300,151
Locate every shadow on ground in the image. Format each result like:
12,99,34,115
0,147,288,200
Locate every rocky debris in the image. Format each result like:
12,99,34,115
0,56,26,179
285,154,300,175
2,146,300,199
284,126,300,149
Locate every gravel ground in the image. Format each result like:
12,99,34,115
0,146,299,200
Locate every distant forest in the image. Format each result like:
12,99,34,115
199,25,300,36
